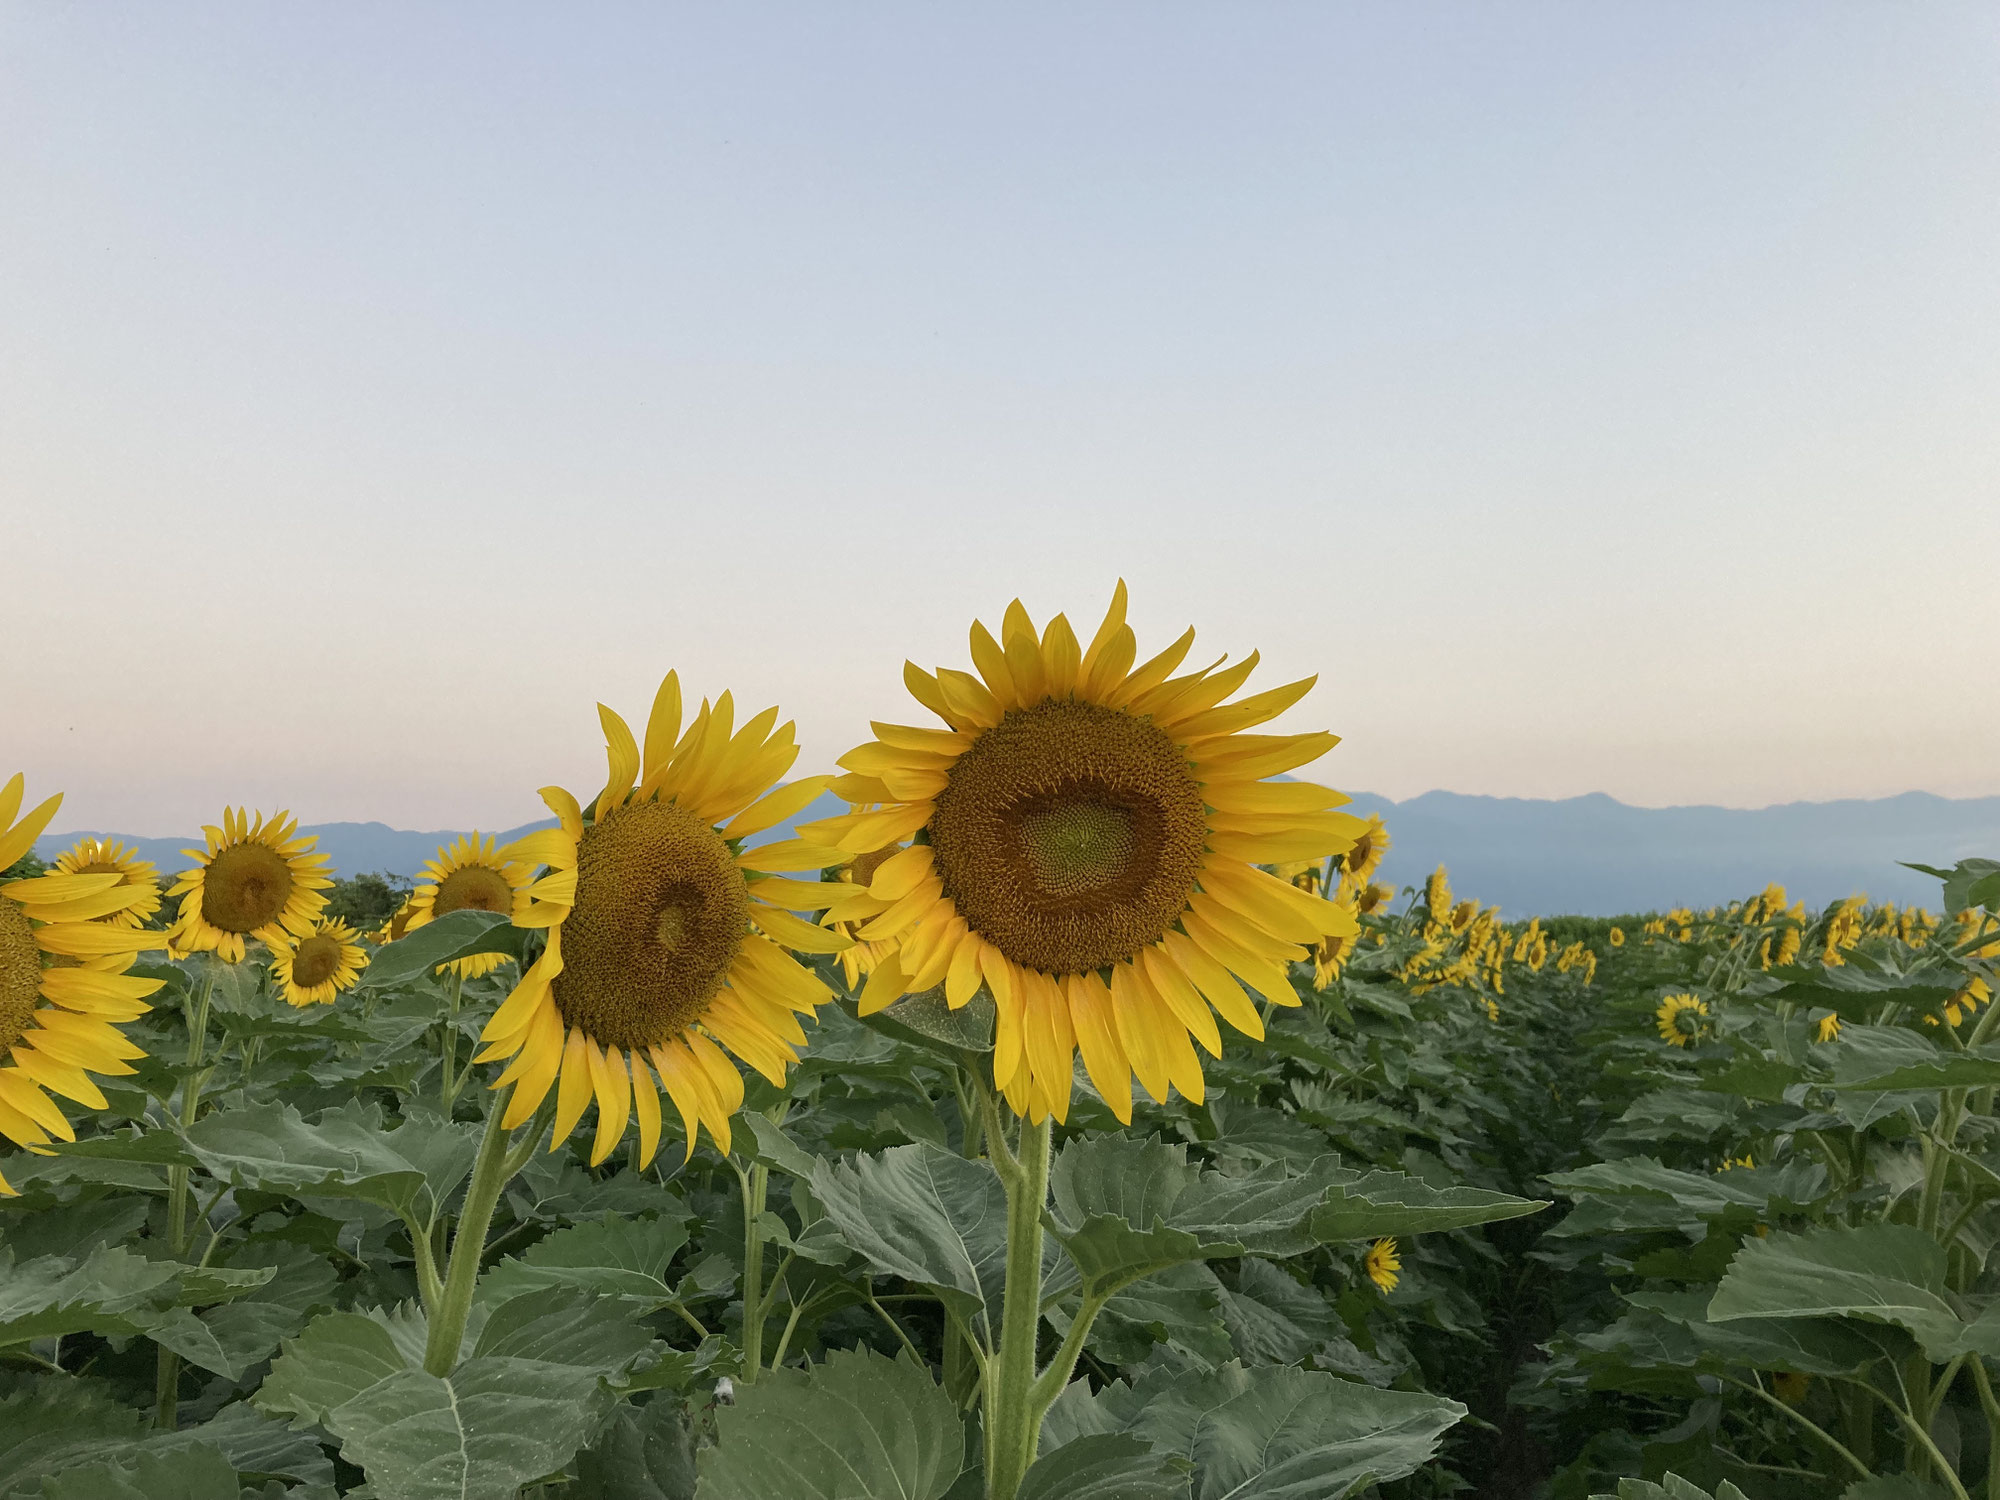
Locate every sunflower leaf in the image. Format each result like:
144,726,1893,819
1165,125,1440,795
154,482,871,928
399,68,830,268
359,908,524,990
0,1246,272,1353
696,1346,964,1500
477,1212,691,1310
259,1291,657,1500
1015,1433,1190,1500
1707,1224,1968,1361
34,1443,241,1500
1039,1361,1465,1499
811,1143,1010,1340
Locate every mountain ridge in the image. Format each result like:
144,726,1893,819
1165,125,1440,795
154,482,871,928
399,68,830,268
35,790,2000,917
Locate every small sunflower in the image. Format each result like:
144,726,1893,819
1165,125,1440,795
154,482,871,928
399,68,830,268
1424,866,1451,922
1656,993,1710,1047
807,585,1364,1125
372,896,419,946
1814,1012,1841,1043
168,809,332,963
49,838,161,929
475,674,855,1165
1353,880,1394,917
0,775,167,1195
825,842,906,989
1364,1237,1401,1294
1311,922,1360,990
405,834,534,978
271,919,368,1006
1608,926,1625,948
1342,814,1390,884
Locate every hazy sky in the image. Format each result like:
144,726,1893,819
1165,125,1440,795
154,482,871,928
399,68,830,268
5,4,1997,838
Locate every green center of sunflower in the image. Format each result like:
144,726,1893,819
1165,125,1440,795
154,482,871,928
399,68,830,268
290,933,343,990
551,800,749,1051
0,896,41,1052
201,842,294,935
433,865,515,916
929,700,1205,975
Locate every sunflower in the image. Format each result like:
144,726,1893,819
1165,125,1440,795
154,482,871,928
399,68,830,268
404,834,534,978
474,674,854,1165
1342,814,1389,884
1364,1237,1401,1294
805,585,1364,1125
1656,993,1709,1046
1353,880,1394,917
824,842,905,989
372,896,419,946
1311,923,1360,991
1608,926,1625,948
1814,1012,1841,1043
0,775,167,1195
167,810,332,963
1424,866,1451,923
271,919,368,1006
49,838,161,929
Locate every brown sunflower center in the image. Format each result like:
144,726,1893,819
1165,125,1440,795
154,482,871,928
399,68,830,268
0,897,41,1052
201,842,294,935
928,700,1205,975
433,865,515,916
1346,835,1376,873
290,933,344,989
550,800,748,1051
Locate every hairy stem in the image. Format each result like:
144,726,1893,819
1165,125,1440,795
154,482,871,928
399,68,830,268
155,964,218,1430
984,1114,1052,1500
422,1093,530,1376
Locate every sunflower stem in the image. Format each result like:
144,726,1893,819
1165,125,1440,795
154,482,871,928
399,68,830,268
984,1113,1051,1500
735,1158,771,1383
438,970,464,1108
155,962,218,1430
422,1091,530,1377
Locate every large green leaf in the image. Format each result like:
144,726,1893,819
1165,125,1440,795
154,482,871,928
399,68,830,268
1626,1290,1890,1376
1707,1224,1965,1359
0,1246,270,1363
1306,1171,1548,1241
358,908,525,989
1903,857,2000,916
572,1396,700,1500
478,1212,692,1309
176,1099,478,1225
1217,1259,1340,1366
695,1347,964,1500
258,1290,657,1500
1589,1476,1752,1500
1047,1138,1541,1300
1016,1434,1190,1500
36,1444,241,1500
811,1143,1009,1336
1042,1362,1465,1499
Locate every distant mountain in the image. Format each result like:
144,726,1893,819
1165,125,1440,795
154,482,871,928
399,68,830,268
35,790,2000,917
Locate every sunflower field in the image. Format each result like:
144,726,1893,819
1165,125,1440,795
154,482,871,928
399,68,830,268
2,587,1996,1500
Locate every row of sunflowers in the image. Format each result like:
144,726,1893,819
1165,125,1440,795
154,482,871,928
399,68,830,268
3,585,1992,1499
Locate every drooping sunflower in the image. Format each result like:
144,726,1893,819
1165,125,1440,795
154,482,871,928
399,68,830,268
1423,866,1452,923
806,585,1364,1124
1364,1237,1401,1294
49,838,162,929
1342,814,1390,884
372,896,419,946
1656,993,1710,1046
271,919,368,1006
0,775,167,1195
168,810,332,963
475,675,854,1165
1352,879,1394,917
404,834,535,978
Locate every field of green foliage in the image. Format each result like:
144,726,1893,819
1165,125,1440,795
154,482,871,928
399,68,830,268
5,828,1997,1500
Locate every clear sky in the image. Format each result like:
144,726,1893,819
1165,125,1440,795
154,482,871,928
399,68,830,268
5,4,1997,838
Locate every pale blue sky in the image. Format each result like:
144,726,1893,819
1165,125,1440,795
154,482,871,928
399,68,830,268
5,4,1997,836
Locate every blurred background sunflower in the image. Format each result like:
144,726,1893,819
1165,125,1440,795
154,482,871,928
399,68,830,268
0,774,167,1194
475,673,858,1165
805,583,1364,1124
403,833,533,978
167,809,332,963
271,918,368,1006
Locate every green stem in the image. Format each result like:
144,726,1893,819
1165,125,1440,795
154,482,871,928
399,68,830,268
1030,1293,1108,1413
736,1159,770,1383
1882,1387,1974,1500
1970,1358,2000,1500
155,964,218,1430
422,1094,529,1376
984,1114,1052,1500
438,970,464,1107
1723,1376,1872,1482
